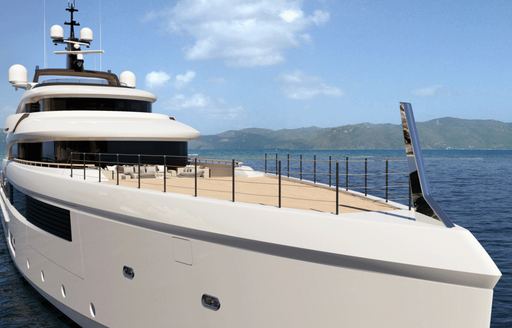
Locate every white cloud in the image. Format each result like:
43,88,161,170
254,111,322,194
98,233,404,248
279,9,303,23
145,70,197,89
145,71,171,88
279,70,343,100
175,70,196,88
146,0,330,67
168,93,209,109
412,84,443,97
311,9,330,25
165,93,245,119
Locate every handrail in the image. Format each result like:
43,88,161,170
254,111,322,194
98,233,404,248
13,151,413,216
13,158,90,169
33,68,120,86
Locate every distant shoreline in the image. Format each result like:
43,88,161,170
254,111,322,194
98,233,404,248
191,117,512,150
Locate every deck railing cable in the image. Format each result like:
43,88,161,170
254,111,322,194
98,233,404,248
17,151,414,216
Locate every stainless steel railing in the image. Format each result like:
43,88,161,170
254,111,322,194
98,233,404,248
13,152,412,215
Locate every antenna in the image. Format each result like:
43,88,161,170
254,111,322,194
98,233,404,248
64,0,79,40
43,0,47,67
99,0,103,71
50,0,104,71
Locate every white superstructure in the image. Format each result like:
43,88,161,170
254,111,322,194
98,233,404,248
0,2,501,328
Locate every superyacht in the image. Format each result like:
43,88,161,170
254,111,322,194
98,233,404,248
0,2,501,327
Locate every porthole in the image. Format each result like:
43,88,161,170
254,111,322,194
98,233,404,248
40,270,45,282
201,294,221,311
61,285,66,298
89,302,96,318
122,265,135,280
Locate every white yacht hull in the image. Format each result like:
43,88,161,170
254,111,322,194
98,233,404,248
0,161,500,328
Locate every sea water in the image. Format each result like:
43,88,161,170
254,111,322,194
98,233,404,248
0,149,510,327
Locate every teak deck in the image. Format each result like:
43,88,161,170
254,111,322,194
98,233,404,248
108,175,397,214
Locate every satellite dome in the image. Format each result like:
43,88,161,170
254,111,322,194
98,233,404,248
8,64,28,85
120,71,136,88
50,25,64,40
80,27,93,42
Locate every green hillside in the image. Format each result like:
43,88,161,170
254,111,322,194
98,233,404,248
190,117,512,150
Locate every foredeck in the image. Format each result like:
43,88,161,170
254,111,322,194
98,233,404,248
14,154,408,215
106,174,397,214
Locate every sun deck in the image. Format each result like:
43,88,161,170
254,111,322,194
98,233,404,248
103,173,397,214
14,156,404,215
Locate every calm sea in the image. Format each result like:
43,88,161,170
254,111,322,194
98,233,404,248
0,149,510,327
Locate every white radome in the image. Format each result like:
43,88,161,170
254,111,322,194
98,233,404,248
120,71,136,88
50,24,64,40
8,64,27,85
80,27,93,42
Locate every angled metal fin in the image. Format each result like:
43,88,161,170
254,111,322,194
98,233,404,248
400,102,454,228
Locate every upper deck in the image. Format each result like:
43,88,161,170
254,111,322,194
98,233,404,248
15,84,157,114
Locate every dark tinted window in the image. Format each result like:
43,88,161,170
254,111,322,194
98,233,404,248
24,102,40,113
15,140,188,167
36,98,151,113
38,77,109,86
6,183,72,241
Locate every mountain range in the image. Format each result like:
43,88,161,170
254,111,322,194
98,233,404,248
189,117,512,150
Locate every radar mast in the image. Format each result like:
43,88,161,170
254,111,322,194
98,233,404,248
50,0,103,71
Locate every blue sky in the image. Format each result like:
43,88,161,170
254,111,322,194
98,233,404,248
1,0,512,134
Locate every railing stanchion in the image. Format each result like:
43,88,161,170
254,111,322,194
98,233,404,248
364,158,368,196
385,159,389,202
70,152,73,178
299,154,303,180
231,159,235,202
313,155,317,183
275,153,278,175
83,152,86,180
408,174,412,210
138,154,141,189
264,153,267,173
278,160,282,208
98,153,101,183
328,155,332,187
194,157,198,197
345,157,349,191
116,154,120,186
287,154,290,178
163,155,167,192
336,161,339,215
